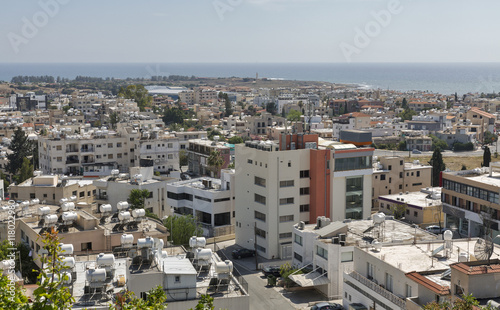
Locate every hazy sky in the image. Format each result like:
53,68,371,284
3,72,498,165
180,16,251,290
2,0,499,63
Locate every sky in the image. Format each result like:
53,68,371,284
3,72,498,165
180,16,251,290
1,0,500,63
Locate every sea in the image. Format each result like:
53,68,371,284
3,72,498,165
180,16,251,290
1,62,500,95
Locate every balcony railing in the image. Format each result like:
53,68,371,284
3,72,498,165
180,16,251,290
80,148,94,153
66,159,79,164
347,271,407,310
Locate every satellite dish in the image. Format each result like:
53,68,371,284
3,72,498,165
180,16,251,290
474,236,494,262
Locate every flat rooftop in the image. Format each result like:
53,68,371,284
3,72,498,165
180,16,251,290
364,239,500,273
299,218,439,246
379,190,441,208
167,177,227,193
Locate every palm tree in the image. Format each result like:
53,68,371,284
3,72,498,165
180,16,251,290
207,150,224,178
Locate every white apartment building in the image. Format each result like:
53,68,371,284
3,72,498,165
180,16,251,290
38,125,180,176
290,216,437,300
166,169,235,237
235,133,374,259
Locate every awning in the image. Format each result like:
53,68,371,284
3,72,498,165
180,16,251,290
289,270,330,287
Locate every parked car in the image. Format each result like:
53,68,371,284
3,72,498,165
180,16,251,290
426,225,445,234
231,248,255,259
412,149,422,154
311,302,344,310
262,265,281,277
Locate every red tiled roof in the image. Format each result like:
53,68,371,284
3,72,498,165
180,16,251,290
22,123,34,127
406,271,450,295
342,112,370,118
450,262,500,275
470,107,494,119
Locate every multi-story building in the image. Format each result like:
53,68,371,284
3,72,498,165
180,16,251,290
441,165,500,240
93,166,173,218
174,131,207,151
405,136,432,152
290,215,437,300
187,139,231,177
372,156,432,208
377,187,444,228
343,239,500,310
235,133,374,259
133,129,180,173
8,173,96,205
244,112,285,136
166,169,235,237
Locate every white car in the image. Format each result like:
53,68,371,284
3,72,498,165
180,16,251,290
426,225,444,234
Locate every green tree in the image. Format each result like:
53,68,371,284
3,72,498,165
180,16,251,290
483,131,498,144
265,101,277,115
286,110,302,122
397,140,407,151
163,214,203,246
13,157,33,184
109,111,120,129
207,150,224,178
390,203,407,220
224,93,233,117
32,228,75,310
429,134,448,151
111,286,168,310
422,293,493,310
429,148,446,187
179,149,188,173
6,127,34,176
118,84,152,111
162,107,185,125
227,136,244,144
402,98,408,109
128,189,151,209
398,109,417,121
190,294,214,310
482,146,492,167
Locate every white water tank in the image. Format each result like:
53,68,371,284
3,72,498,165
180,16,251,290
20,201,30,208
86,268,106,283
121,234,134,247
189,236,207,248
215,260,233,274
118,211,131,222
458,253,469,262
156,239,164,250
99,204,112,213
60,244,74,255
96,253,115,267
69,196,77,202
44,214,58,225
194,248,212,261
443,230,453,241
59,198,69,205
61,202,75,212
132,209,145,218
137,237,154,249
61,257,75,269
372,241,382,252
134,174,143,183
30,198,40,205
111,169,119,176
62,211,78,222
161,251,168,259
38,206,51,216
373,213,386,224
117,201,129,210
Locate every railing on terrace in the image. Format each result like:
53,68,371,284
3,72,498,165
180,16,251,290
347,270,407,310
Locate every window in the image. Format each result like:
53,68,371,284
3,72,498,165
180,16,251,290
412,182,422,186
255,176,266,187
214,197,230,203
108,143,113,148
279,198,294,205
57,157,62,162
175,276,180,283
117,143,122,147
300,204,310,212
455,284,463,295
30,193,35,199
399,172,403,178
385,273,393,292
146,145,152,149
400,160,403,165
300,170,310,178
341,251,353,262
406,284,412,297
316,246,328,259
334,156,372,171
255,211,266,222
280,215,294,222
417,171,420,177
108,154,113,159
288,161,291,167
72,191,77,196
79,191,84,198
81,242,92,251
247,159,253,164
294,252,303,262
399,184,403,190
279,232,292,239
256,245,266,253
294,234,303,245
168,154,173,159
255,194,266,205
367,262,374,278
280,180,294,187
167,143,173,148
300,187,310,195
117,153,122,158
255,227,266,239
380,175,386,181
388,165,392,170
195,195,211,202
414,211,418,217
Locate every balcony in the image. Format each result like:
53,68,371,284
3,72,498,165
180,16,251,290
66,158,79,164
345,271,407,310
80,147,94,153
